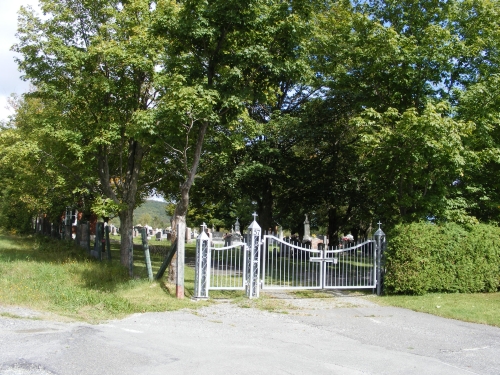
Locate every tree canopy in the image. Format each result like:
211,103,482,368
2,0,500,261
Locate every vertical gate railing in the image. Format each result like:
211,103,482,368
209,240,248,291
323,240,376,289
261,236,322,289
194,215,262,299
261,236,383,291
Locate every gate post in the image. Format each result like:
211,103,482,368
247,213,261,299
374,222,386,296
194,223,211,299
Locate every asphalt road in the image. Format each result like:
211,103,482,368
1,293,499,375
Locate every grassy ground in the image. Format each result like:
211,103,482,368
374,292,500,328
0,232,207,323
1,232,499,328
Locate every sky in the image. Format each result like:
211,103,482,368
0,0,40,122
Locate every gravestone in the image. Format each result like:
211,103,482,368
224,218,243,246
303,214,312,243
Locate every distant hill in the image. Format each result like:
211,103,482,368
134,199,171,227
109,199,171,228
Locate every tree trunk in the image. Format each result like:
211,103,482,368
328,206,340,243
119,205,135,277
259,180,274,232
168,121,209,285
169,185,189,283
98,140,143,276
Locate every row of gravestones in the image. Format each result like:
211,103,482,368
151,227,198,242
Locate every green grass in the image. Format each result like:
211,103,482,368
0,233,208,323
374,293,500,327
2,232,499,328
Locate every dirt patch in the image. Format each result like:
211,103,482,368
261,289,379,310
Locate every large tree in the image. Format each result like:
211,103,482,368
0,94,99,233
151,0,318,239
14,0,164,273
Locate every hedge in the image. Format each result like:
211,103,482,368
384,222,500,295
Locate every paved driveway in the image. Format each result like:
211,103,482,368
1,293,499,375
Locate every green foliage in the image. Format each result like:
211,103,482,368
354,102,471,224
6,0,500,253
91,197,123,220
385,222,500,295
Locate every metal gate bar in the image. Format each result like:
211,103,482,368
209,242,247,290
261,235,322,289
261,236,377,290
324,240,376,289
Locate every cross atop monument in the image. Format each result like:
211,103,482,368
201,222,207,232
252,212,258,222
377,221,382,230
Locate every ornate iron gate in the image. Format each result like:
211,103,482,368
194,216,261,299
261,236,377,290
194,217,385,299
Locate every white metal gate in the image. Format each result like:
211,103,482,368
194,217,385,299
194,216,262,299
261,235,377,290
208,242,248,291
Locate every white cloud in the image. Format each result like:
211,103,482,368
0,0,40,122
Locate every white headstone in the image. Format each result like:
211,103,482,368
303,214,312,242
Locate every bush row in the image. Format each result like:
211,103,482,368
384,222,500,295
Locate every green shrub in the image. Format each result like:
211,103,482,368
384,222,500,295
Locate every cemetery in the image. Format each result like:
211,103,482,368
0,0,498,332
26,196,500,302
1,1,500,372
28,201,389,300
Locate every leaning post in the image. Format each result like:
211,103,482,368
127,227,134,278
96,222,103,261
374,222,386,296
141,228,154,282
86,221,91,255
247,212,261,299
